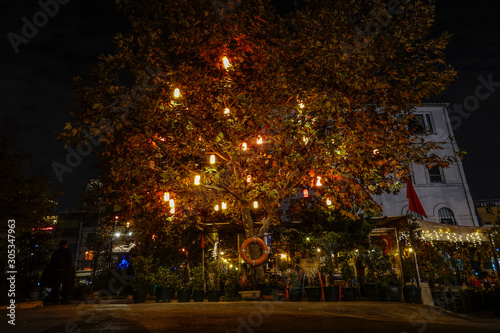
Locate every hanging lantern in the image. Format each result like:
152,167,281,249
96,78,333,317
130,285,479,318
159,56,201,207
257,136,263,144
163,192,170,202
174,88,180,98
253,201,258,208
215,204,219,211
303,136,309,144
224,108,230,115
222,56,231,69
169,199,175,208
326,198,332,206
148,160,155,169
316,176,322,187
242,142,248,151
222,202,227,210
194,175,201,185
373,149,380,155
210,155,216,164
170,207,175,214
246,175,251,183
303,189,309,198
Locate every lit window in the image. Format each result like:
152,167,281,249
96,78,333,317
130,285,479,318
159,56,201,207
438,208,456,225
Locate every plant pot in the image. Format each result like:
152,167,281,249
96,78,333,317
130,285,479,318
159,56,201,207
239,290,261,300
207,290,220,302
385,286,403,302
305,287,322,302
177,289,192,302
156,287,174,303
403,285,422,304
288,288,302,302
324,286,340,302
193,289,204,302
365,283,385,301
341,287,357,301
133,285,148,303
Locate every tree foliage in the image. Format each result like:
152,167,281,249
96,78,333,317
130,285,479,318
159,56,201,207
62,0,456,245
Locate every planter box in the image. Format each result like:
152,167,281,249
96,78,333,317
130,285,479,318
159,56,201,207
239,290,261,300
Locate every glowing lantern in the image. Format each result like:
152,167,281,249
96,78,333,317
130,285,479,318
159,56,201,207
246,175,251,183
373,149,380,155
242,142,248,151
169,199,175,208
194,175,201,185
170,207,175,214
222,202,227,210
326,198,332,206
174,88,180,98
253,201,258,208
303,189,309,198
222,56,231,69
148,160,155,169
316,176,322,187
210,155,216,164
257,136,263,144
224,108,230,115
163,192,170,202
303,136,309,144
215,204,219,211
115,216,119,220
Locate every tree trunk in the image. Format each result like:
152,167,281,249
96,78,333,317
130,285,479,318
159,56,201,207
241,204,278,281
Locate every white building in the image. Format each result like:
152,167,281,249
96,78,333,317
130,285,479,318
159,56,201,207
376,104,478,226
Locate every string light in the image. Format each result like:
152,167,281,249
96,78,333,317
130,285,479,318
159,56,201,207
253,201,258,208
169,199,175,208
163,192,170,201
210,155,216,164
257,136,263,144
246,175,251,183
224,108,230,115
174,88,180,98
326,198,332,206
170,207,175,214
242,142,248,151
215,204,219,211
222,202,227,210
373,149,380,155
316,176,322,187
194,175,201,185
303,136,309,144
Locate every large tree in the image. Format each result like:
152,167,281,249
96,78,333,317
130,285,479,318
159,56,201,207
62,0,456,273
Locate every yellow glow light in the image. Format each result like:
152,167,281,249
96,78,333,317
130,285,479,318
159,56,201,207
170,207,175,214
215,204,219,211
409,248,413,253
316,176,322,187
326,198,332,206
163,192,170,202
253,201,258,208
373,149,380,155
257,136,263,144
303,136,309,144
317,248,321,252
222,202,227,210
224,108,230,115
194,175,201,185
174,88,180,98
242,142,248,151
222,56,231,69
246,175,251,183
280,254,286,259
210,155,216,164
169,199,175,208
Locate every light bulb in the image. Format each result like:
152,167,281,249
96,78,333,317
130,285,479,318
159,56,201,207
163,192,170,201
170,207,175,214
224,108,230,115
246,175,251,183
222,56,231,69
253,201,258,208
169,199,175,208
222,202,227,210
194,175,201,185
257,136,263,144
174,88,180,98
242,142,247,151
316,176,322,187
210,155,216,164
215,204,219,211
326,198,332,206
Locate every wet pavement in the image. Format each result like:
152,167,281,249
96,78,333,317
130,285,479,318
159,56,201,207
2,300,500,333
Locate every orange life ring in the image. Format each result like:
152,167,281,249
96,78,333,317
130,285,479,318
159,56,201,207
240,237,269,266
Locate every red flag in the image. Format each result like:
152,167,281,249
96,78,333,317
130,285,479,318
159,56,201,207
406,177,427,218
201,234,205,249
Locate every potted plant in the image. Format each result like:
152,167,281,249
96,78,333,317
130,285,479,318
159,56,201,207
206,261,220,302
239,271,261,300
320,256,340,302
221,267,242,301
340,256,357,301
190,266,205,302
154,266,177,303
130,255,154,303
176,267,191,302
305,271,323,302
383,270,404,302
283,270,302,302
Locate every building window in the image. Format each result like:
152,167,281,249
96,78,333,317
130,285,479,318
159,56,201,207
410,113,434,134
438,208,456,225
428,165,444,183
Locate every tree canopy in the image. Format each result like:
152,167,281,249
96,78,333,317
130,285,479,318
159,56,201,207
62,0,456,247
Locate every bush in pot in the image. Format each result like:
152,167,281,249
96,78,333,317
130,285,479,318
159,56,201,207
305,271,323,302
154,267,177,302
176,267,191,302
130,255,154,303
340,255,357,301
190,266,205,302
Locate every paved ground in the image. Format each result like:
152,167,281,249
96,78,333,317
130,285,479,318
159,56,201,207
2,299,499,333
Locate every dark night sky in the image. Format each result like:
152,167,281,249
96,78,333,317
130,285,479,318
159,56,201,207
1,0,499,211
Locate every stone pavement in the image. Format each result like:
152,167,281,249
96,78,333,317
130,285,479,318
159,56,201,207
1,299,499,333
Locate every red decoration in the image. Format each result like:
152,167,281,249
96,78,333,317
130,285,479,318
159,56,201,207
303,189,309,198
406,177,427,218
201,234,205,249
380,234,393,255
